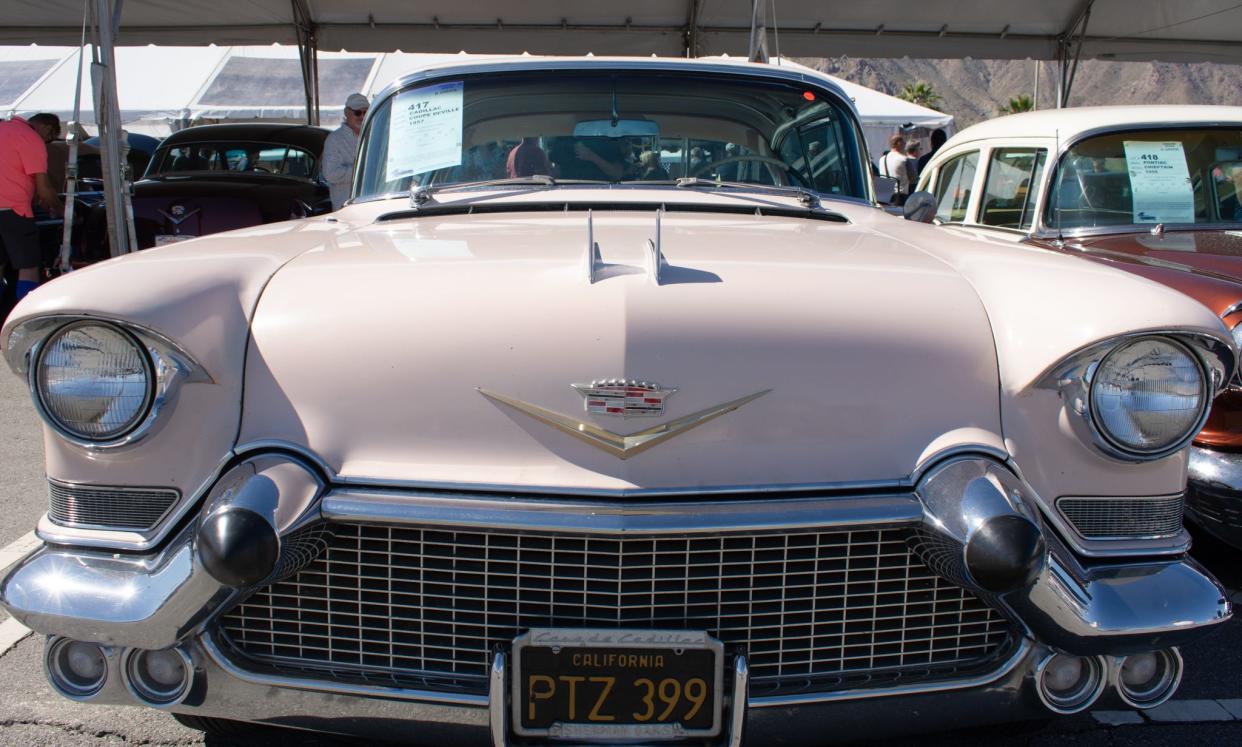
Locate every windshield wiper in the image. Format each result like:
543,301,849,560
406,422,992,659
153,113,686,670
410,175,608,208
672,177,824,209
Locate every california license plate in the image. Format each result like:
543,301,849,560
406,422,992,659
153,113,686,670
511,629,723,741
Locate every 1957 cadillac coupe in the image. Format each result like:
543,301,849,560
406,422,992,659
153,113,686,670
0,58,1236,745
913,106,1242,551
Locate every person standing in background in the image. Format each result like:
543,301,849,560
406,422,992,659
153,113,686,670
0,113,63,317
879,134,910,203
905,140,922,189
918,129,948,174
322,92,369,210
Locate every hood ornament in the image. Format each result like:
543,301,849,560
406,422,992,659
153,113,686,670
572,379,676,418
158,204,199,226
477,387,769,460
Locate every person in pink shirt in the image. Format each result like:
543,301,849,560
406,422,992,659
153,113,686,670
1,113,63,311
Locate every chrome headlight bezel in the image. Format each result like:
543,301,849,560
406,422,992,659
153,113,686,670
32,321,155,444
1087,336,1210,459
1042,331,1228,464
6,314,211,451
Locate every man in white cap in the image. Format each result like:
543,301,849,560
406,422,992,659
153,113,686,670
322,92,369,210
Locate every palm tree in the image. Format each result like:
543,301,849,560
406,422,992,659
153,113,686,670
999,95,1035,115
897,81,942,111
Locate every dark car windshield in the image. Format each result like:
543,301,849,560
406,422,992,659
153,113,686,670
147,141,319,179
355,70,868,201
1047,127,1242,230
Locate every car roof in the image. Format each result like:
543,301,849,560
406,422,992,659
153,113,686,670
375,55,860,121
160,123,331,151
949,105,1242,146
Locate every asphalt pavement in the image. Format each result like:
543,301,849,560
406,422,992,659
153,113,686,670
1,362,1241,745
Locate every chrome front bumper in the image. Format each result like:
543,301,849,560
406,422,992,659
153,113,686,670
1188,446,1242,548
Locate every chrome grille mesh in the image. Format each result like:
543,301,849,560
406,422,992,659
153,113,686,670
220,524,1014,696
1057,495,1184,539
47,480,178,530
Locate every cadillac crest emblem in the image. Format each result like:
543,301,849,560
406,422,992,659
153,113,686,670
572,379,676,418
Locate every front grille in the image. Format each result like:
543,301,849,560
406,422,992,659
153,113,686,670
1057,495,1184,539
220,523,1015,697
47,480,179,531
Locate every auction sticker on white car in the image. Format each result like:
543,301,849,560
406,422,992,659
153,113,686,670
511,629,723,741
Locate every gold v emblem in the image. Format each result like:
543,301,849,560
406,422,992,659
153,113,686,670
477,388,770,460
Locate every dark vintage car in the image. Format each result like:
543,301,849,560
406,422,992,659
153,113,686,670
915,105,1242,549
77,123,331,262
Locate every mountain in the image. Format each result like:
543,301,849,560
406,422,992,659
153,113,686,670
801,57,1242,129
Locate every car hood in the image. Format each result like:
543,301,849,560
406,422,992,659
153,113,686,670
239,206,1003,491
1062,230,1242,316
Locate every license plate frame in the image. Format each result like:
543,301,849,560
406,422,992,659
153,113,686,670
511,628,724,741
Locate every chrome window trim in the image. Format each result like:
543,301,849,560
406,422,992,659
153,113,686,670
201,628,1031,711
1036,330,1233,464
6,314,212,451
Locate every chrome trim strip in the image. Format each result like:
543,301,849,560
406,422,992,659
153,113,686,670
727,655,748,745
751,638,1032,708
488,651,505,747
201,633,490,708
322,489,923,535
203,630,1029,711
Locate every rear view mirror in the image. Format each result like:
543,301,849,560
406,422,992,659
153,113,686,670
903,191,937,223
573,119,660,138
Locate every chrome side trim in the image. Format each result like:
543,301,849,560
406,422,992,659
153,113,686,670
322,489,923,535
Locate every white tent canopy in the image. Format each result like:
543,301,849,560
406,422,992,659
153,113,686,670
1,1,1241,63
2,46,953,150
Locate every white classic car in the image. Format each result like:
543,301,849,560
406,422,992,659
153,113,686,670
912,106,1242,552
0,59,1237,745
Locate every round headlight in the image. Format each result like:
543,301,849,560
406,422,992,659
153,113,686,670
1090,337,1206,456
35,323,153,441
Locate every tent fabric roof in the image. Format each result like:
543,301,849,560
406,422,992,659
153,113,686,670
1,1,1241,63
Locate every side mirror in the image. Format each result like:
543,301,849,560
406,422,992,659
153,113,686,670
903,191,937,223
873,175,897,206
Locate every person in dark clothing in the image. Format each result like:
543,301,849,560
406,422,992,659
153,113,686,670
557,137,625,181
639,150,670,181
917,128,948,174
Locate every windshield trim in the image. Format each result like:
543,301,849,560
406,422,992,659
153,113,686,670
1032,122,1242,240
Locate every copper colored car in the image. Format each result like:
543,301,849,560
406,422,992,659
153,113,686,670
915,106,1242,550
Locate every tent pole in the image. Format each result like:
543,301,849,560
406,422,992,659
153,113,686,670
292,0,319,125
58,7,89,272
1057,0,1096,108
685,0,703,58
91,0,132,257
748,0,768,63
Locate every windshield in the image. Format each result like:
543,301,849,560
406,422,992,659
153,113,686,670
355,71,868,201
147,141,319,179
1047,127,1242,230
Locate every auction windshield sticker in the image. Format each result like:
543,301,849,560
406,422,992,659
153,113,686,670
387,81,463,180
1123,141,1194,224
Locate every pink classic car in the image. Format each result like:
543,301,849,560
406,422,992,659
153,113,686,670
0,58,1237,745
